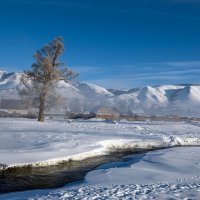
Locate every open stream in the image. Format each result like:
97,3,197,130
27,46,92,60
0,147,164,194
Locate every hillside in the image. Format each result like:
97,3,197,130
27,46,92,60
0,70,200,117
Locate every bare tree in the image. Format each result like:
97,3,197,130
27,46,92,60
20,36,78,122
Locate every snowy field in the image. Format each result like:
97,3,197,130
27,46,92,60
0,117,200,199
0,117,200,168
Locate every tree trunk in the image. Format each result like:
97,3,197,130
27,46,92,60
38,96,45,122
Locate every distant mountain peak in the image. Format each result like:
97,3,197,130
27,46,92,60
0,71,200,117
0,70,7,79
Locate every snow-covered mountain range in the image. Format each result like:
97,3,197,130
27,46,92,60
0,70,200,117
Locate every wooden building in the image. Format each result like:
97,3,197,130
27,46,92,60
96,107,120,120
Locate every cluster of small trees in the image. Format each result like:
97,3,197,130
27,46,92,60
20,37,78,122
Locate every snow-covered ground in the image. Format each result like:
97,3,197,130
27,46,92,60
0,118,200,168
0,117,200,199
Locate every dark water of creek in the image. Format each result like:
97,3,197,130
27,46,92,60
0,147,162,194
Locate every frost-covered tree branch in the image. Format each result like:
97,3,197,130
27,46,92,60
19,36,78,122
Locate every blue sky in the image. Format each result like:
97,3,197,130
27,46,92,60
0,0,200,89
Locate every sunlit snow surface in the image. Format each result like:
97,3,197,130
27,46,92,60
0,118,200,199
0,118,200,167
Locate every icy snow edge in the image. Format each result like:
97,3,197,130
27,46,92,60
1,136,200,170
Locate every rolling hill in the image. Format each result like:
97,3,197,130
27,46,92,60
0,70,200,117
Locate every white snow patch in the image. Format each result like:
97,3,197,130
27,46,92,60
0,118,200,168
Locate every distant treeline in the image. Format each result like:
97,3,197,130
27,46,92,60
66,112,200,122
1,109,200,122
0,99,28,110
0,110,36,119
